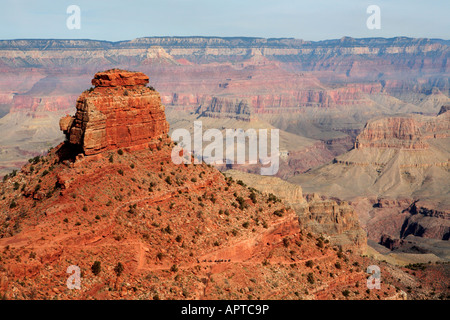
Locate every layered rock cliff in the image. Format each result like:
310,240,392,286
196,97,253,121
59,69,169,155
355,107,450,150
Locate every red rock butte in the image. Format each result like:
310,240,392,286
59,69,170,155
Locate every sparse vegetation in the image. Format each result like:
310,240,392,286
91,261,101,275
307,273,315,284
114,262,124,277
273,209,283,217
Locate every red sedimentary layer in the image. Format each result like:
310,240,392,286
60,69,170,155
355,109,450,150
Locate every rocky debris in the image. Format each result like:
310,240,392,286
60,69,169,155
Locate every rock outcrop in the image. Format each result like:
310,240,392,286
60,69,169,155
224,170,366,253
400,201,450,240
354,110,450,150
196,97,253,121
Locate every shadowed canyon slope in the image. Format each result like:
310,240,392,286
0,70,429,300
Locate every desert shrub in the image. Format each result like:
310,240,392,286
163,225,172,234
236,196,247,210
91,261,101,275
114,262,124,277
237,180,246,187
305,260,314,268
118,169,124,176
273,209,283,217
9,200,17,209
307,273,315,284
335,262,342,269
249,192,257,204
156,252,164,260
117,149,124,155
316,239,324,248
267,193,279,203
342,289,350,297
405,263,427,271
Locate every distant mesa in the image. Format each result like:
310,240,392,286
60,69,170,156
